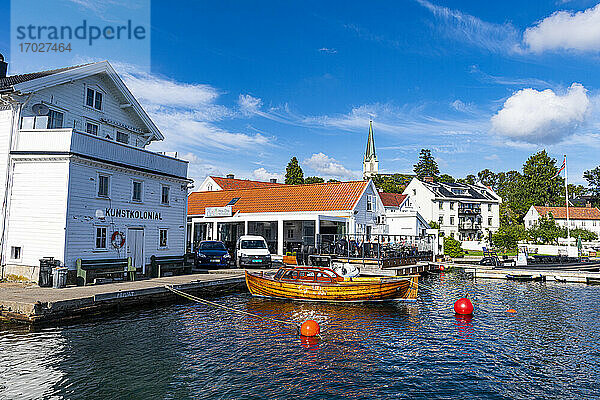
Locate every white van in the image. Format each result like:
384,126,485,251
235,235,272,268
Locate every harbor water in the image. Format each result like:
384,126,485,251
1,272,599,399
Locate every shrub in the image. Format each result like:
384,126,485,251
443,236,465,258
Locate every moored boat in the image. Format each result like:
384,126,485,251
245,265,418,302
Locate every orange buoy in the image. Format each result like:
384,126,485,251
300,320,320,337
439,265,445,271
506,309,516,313
454,298,474,315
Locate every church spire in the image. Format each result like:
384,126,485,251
363,120,379,179
365,120,376,162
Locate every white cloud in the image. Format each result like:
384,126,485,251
304,153,360,180
238,94,263,116
416,0,520,54
450,100,474,113
252,168,282,182
491,83,590,143
524,4,600,53
112,63,273,152
318,47,338,54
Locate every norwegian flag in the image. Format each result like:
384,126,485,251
553,156,566,178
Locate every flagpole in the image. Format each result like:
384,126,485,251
564,154,570,246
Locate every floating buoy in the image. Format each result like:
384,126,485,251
439,265,445,271
506,309,516,313
454,298,474,315
300,320,320,337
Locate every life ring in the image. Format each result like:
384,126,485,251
111,231,125,248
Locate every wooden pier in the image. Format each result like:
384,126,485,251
446,263,600,284
0,270,247,325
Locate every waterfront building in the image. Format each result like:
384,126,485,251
197,174,281,191
362,120,378,180
524,205,600,235
378,192,430,237
402,178,501,242
187,180,386,255
0,58,189,280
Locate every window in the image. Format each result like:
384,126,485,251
86,87,103,110
450,202,455,210
98,174,110,197
47,109,64,129
439,201,444,210
116,131,129,144
450,216,455,225
85,122,98,135
367,195,374,212
227,197,240,206
161,186,170,205
159,229,168,248
450,232,455,238
287,229,294,239
10,246,21,260
132,181,143,202
488,204,492,212
438,216,444,225
95,227,107,249
488,217,492,226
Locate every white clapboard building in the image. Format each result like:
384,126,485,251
0,56,190,281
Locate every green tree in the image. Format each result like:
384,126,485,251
443,236,464,258
492,224,526,251
518,150,564,215
284,157,304,185
327,179,340,183
458,174,476,185
584,166,600,196
304,176,324,184
372,174,412,193
567,228,598,241
438,174,455,183
428,221,440,229
526,215,562,244
477,169,498,189
566,184,588,199
413,149,439,180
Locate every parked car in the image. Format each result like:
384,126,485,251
195,240,231,268
236,235,272,268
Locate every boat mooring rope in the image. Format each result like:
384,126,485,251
164,285,301,332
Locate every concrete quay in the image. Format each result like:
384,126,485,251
0,270,248,325
448,263,600,284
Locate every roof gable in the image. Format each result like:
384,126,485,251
379,192,407,207
2,61,163,142
188,181,368,215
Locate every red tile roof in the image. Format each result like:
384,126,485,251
188,181,368,215
210,176,283,190
379,192,407,207
534,206,600,220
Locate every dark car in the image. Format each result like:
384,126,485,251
195,241,232,268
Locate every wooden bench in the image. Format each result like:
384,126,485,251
76,257,134,286
150,254,194,278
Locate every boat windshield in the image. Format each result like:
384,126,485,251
241,240,267,249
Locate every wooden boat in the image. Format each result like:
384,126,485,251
245,265,418,302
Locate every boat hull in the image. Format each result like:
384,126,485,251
245,271,418,302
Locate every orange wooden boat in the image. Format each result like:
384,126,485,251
245,265,418,302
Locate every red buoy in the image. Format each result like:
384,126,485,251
300,320,320,337
439,265,445,271
454,298,474,315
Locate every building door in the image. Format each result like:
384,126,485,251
127,228,145,274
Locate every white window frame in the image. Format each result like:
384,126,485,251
97,173,111,198
488,204,492,212
161,185,170,205
95,226,108,250
85,121,99,135
439,201,444,210
132,179,143,202
488,217,493,226
158,228,168,249
116,131,130,144
85,85,104,111
10,246,22,261
47,109,64,129
366,195,374,212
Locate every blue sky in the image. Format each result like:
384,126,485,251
2,0,600,187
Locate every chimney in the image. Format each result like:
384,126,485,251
0,54,7,79
586,201,591,208
226,174,234,179
269,178,277,183
423,176,434,183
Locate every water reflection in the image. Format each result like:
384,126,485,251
1,278,600,399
